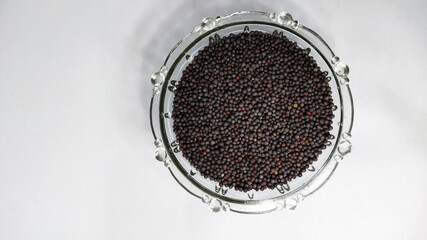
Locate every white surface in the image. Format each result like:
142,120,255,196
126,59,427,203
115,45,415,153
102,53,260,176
1,0,427,239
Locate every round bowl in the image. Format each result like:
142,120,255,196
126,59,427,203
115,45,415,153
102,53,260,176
149,11,354,214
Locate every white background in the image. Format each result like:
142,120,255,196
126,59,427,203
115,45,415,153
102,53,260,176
1,0,427,239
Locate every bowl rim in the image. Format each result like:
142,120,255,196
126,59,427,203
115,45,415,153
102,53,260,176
150,11,354,214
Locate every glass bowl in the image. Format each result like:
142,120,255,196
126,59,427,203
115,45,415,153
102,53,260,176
149,11,354,214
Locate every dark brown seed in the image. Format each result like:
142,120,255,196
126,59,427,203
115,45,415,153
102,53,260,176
172,31,334,192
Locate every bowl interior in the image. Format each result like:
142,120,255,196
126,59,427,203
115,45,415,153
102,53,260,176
159,22,342,203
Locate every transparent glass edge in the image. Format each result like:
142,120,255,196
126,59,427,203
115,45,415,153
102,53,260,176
150,95,161,141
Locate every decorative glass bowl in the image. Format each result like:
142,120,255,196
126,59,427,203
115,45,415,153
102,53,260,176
150,11,354,214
